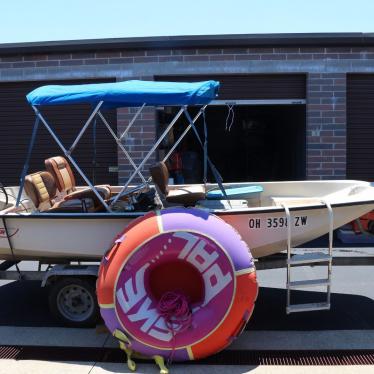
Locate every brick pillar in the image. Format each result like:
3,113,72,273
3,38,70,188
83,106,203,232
306,73,346,180
117,106,156,184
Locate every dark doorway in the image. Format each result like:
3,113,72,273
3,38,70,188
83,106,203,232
157,104,306,183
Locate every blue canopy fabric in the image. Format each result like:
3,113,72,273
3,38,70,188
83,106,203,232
26,80,219,108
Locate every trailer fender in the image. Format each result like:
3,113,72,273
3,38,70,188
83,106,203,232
41,264,99,287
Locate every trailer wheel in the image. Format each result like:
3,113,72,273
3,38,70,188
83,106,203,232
48,277,99,327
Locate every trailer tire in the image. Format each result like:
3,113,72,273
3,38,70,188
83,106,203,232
48,277,99,327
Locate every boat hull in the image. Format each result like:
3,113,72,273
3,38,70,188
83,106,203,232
219,202,374,258
1,200,374,261
0,216,133,261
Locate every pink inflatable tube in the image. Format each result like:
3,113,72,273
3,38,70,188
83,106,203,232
98,208,258,363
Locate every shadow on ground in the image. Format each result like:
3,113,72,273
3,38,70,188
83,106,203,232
248,286,374,331
0,280,373,330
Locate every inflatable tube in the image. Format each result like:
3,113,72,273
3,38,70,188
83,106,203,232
97,207,258,362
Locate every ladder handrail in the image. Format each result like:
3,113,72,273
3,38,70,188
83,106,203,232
281,203,292,311
281,200,334,314
320,199,334,258
282,204,292,260
321,199,334,306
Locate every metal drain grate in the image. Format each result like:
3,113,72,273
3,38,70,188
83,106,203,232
0,346,21,359
1,346,374,365
199,350,374,366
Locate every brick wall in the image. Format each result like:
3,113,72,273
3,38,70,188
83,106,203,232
2,46,374,67
307,73,346,179
2,44,374,181
115,76,157,184
117,106,156,184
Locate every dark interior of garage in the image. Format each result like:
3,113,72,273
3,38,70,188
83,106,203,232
157,105,306,183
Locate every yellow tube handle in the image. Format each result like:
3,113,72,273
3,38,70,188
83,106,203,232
154,355,169,374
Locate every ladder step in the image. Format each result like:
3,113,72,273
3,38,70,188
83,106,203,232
287,302,331,314
288,278,330,289
288,252,332,265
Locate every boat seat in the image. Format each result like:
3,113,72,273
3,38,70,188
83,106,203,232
24,171,95,213
45,156,111,209
149,161,205,206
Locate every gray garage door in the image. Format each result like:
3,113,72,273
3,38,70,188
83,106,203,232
0,79,118,186
347,74,374,181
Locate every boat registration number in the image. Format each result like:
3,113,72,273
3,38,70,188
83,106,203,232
248,216,308,229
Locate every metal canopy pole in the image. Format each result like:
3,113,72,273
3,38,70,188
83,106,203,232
110,106,185,206
162,105,207,163
69,101,104,154
92,117,97,184
16,117,40,207
32,106,112,212
97,111,147,185
183,108,228,200
119,103,146,141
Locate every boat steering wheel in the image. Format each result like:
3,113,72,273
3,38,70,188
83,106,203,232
108,183,148,205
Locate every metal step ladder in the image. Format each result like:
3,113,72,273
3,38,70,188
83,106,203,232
282,200,333,314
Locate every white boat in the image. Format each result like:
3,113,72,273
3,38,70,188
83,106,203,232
1,180,374,261
1,79,374,262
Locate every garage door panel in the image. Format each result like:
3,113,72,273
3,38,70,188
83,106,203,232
347,74,374,180
0,79,118,186
155,74,306,100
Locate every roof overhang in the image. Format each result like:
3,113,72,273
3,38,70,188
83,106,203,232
1,33,374,55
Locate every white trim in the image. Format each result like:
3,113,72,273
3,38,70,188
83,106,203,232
210,99,306,105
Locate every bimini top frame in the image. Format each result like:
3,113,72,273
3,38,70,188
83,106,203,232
17,80,220,212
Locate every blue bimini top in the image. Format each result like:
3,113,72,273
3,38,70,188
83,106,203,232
26,80,220,108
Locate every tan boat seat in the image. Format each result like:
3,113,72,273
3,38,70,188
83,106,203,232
44,156,76,193
149,161,205,206
45,156,111,208
24,171,94,212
